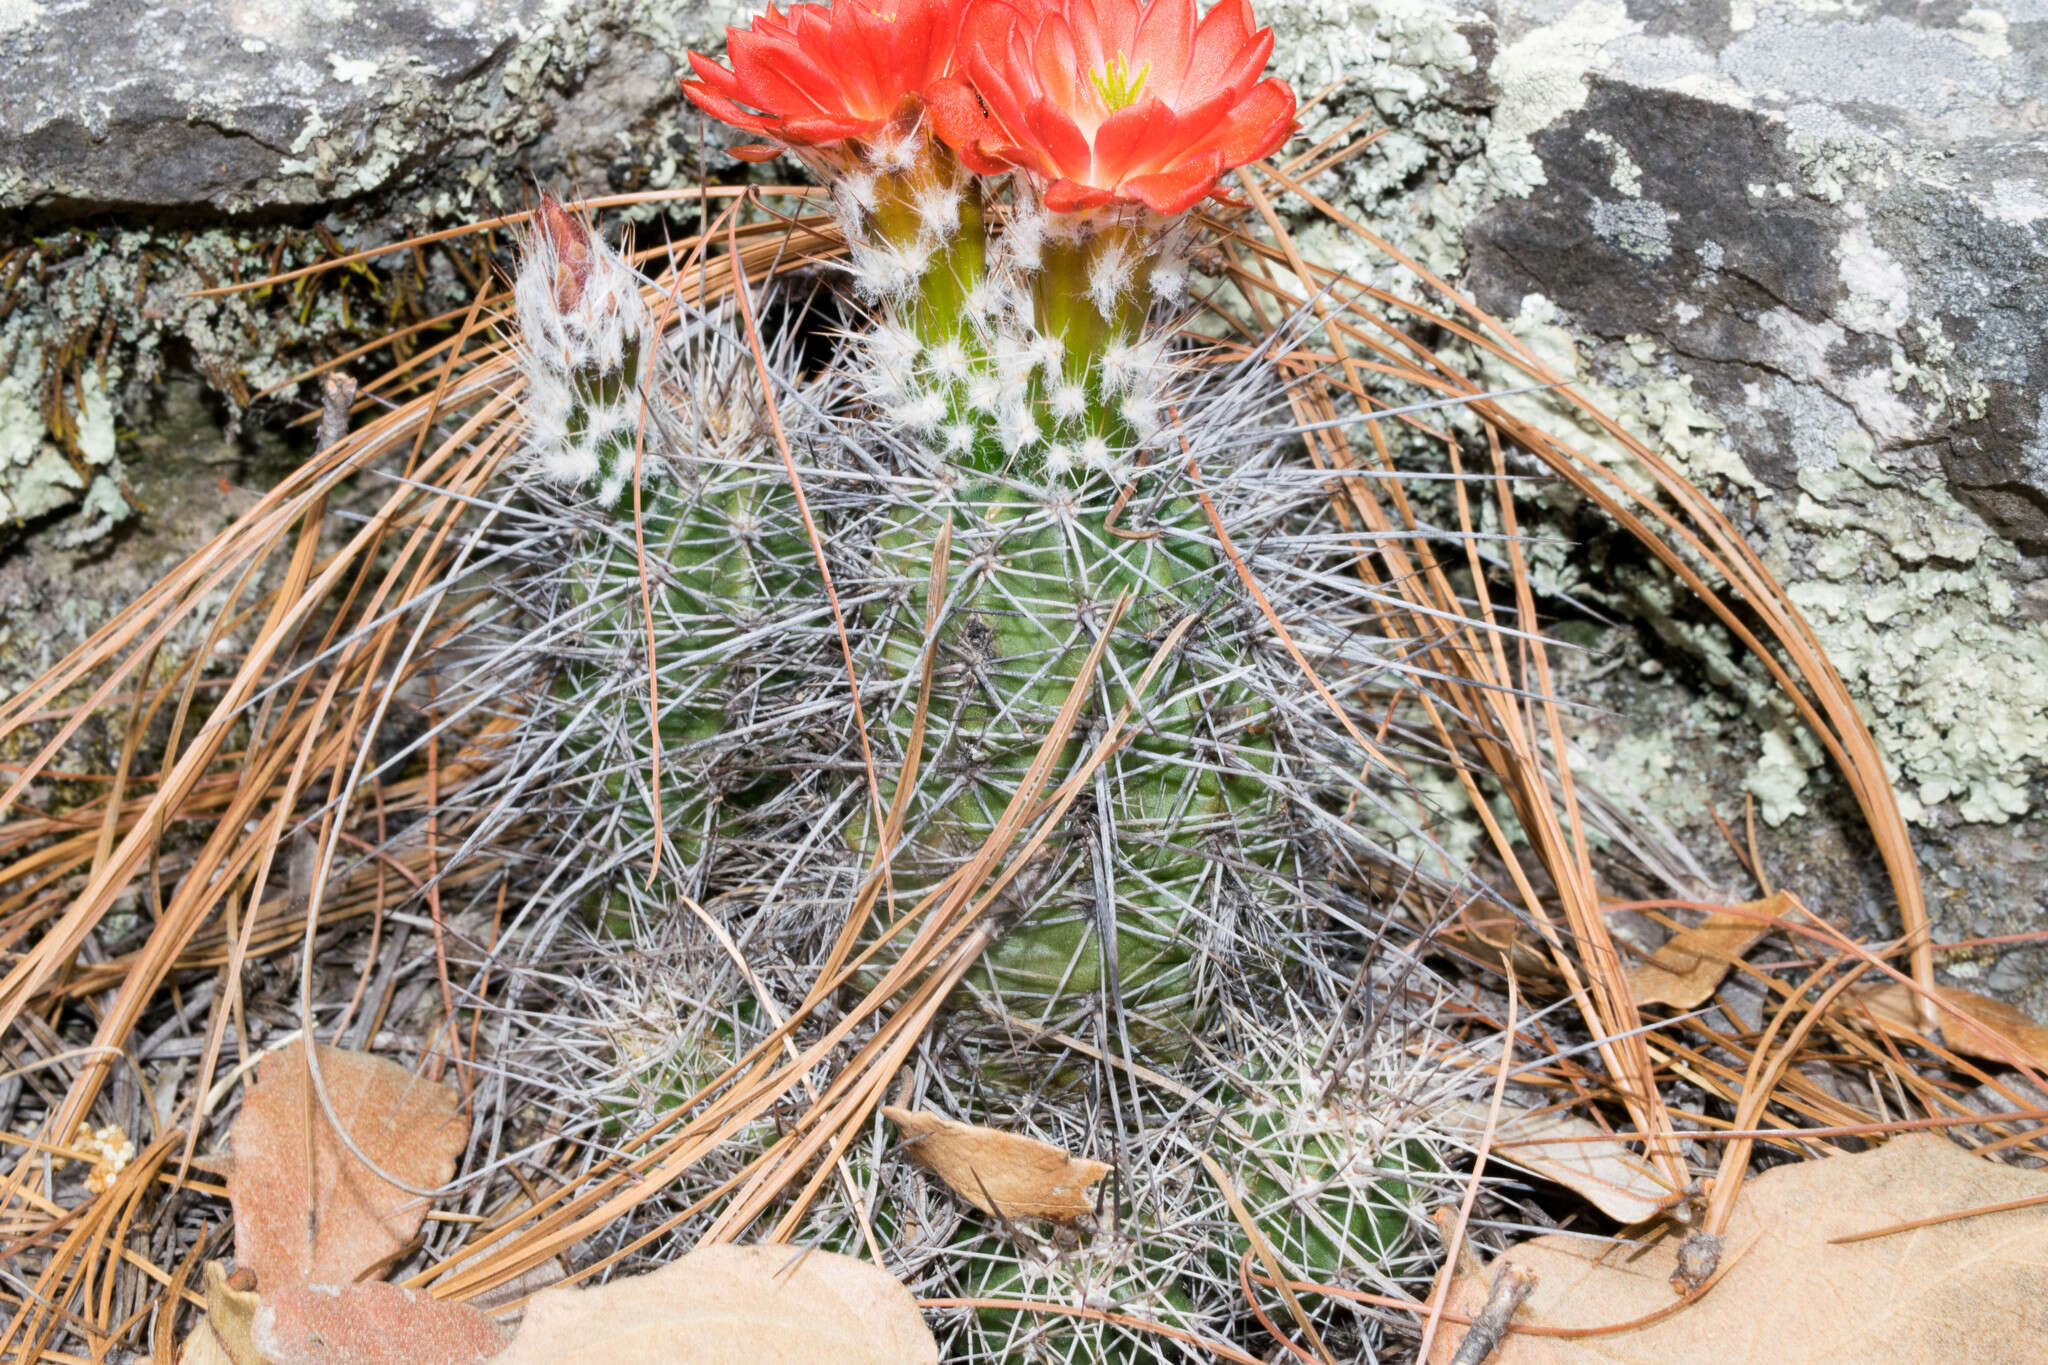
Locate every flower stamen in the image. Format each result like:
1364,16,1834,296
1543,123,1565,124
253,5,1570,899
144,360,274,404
1089,54,1150,113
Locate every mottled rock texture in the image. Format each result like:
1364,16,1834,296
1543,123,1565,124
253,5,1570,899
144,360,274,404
0,0,734,542
2,0,2044,1001
1450,1,2048,1007
0,0,737,217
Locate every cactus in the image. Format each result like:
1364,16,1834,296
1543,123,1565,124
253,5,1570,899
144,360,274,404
809,123,1294,1050
486,2,1504,1357
515,199,825,902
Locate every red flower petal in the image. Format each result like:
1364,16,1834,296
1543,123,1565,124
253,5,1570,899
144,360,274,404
680,81,777,135
953,0,1297,214
1120,153,1224,213
1043,177,1117,211
925,77,1018,173
1181,74,1292,165
680,0,971,151
1090,96,1175,183
1131,0,1194,93
1024,94,1092,177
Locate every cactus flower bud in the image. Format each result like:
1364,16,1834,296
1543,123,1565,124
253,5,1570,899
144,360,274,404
535,193,595,313
514,196,655,509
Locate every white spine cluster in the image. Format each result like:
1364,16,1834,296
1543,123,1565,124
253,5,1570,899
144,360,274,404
1086,237,1135,316
514,212,657,507
890,386,949,433
1004,202,1048,273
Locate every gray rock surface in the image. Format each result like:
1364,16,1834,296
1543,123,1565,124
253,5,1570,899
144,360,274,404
0,0,734,542
1451,1,2048,1002
0,0,726,216
1,0,2044,1003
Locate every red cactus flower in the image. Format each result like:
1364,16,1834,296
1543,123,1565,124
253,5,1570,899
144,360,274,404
928,0,1295,214
681,0,969,150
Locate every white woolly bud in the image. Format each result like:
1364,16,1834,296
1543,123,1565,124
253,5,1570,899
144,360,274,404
966,375,1001,413
1087,240,1134,315
513,202,655,493
1043,442,1078,478
925,338,970,382
1049,380,1088,421
1080,433,1115,470
514,221,651,382
943,421,977,455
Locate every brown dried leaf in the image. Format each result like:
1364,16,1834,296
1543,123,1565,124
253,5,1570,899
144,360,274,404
490,1243,939,1365
181,1262,506,1365
1441,1102,1674,1225
229,1039,468,1286
1625,891,1790,1009
181,1262,261,1365
1429,1135,2048,1363
883,1105,1112,1223
179,1326,238,1365
1850,981,2048,1072
1440,906,1558,983
252,1282,506,1365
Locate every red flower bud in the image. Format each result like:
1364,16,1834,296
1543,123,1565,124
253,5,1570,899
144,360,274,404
534,194,595,313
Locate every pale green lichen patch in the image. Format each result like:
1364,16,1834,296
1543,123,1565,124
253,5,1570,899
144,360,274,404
1477,294,2047,828
1480,294,1763,507
1783,448,2047,825
0,225,411,545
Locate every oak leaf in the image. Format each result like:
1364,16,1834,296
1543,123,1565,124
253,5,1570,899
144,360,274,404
1441,1101,1675,1225
228,1039,468,1286
180,1262,506,1365
883,1105,1111,1223
1625,891,1789,1009
489,1243,938,1364
1429,1134,2048,1363
249,1282,506,1365
1850,981,2048,1072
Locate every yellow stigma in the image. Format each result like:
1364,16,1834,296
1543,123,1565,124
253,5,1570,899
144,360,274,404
1089,54,1150,112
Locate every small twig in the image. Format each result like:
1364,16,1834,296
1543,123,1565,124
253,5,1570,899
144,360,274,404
1449,1264,1537,1365
316,372,358,452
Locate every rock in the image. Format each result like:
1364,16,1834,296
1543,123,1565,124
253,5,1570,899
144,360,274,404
1450,1,2048,980
0,0,732,544
0,0,718,218
1463,4,2048,548
1258,0,2047,1007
